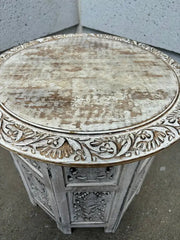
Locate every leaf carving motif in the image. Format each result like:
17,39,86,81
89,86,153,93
37,139,74,159
0,34,179,165
0,105,179,164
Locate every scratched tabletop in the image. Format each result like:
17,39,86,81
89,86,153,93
0,34,179,166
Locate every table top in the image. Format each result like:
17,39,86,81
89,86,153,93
0,34,179,166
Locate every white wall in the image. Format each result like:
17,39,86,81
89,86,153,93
0,0,79,51
0,0,179,62
81,0,180,54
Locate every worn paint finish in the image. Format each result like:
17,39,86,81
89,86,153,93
12,152,154,233
1,35,179,235
0,34,179,167
0,35,178,132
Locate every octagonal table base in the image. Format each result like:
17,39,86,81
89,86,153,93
11,152,154,234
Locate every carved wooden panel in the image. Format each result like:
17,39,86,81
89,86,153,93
124,157,154,208
63,166,120,185
70,191,113,223
18,155,42,176
20,161,53,214
12,152,154,233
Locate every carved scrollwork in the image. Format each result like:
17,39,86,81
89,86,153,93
0,104,180,165
0,114,82,160
0,34,179,166
134,127,175,150
36,139,74,159
166,108,180,124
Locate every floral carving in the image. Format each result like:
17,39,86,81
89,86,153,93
0,105,180,165
37,139,74,159
0,34,179,165
134,128,175,151
74,149,86,162
72,192,112,222
166,109,180,124
89,138,118,158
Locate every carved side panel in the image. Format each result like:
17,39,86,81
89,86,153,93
70,191,113,223
119,157,154,220
127,157,153,204
21,162,53,213
63,166,120,185
18,155,42,175
23,157,41,172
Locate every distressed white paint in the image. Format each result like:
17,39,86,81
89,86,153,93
11,152,154,234
0,34,178,132
0,34,179,167
1,34,179,234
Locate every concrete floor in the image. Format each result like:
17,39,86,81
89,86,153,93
0,142,180,240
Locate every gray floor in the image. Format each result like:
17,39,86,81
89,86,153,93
0,142,180,240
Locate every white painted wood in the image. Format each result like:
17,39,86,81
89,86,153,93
11,152,154,233
48,164,72,234
0,35,178,132
0,34,179,167
109,157,154,232
11,153,37,206
104,161,139,232
0,34,179,234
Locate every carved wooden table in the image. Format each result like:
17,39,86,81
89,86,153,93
0,34,179,234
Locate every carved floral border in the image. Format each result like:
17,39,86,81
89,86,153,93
0,104,179,166
0,34,180,166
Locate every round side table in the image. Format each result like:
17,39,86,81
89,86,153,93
0,34,179,234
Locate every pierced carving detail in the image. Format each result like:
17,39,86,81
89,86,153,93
72,192,112,222
65,166,115,183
